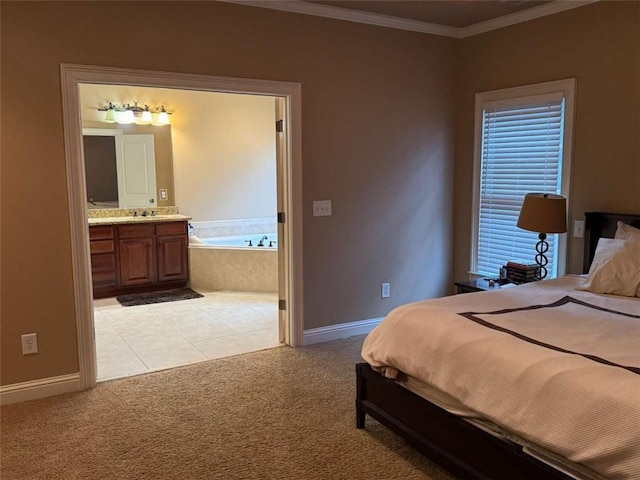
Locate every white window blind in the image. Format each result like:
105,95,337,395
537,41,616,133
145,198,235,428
475,94,565,277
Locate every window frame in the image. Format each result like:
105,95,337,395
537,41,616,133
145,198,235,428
470,79,576,278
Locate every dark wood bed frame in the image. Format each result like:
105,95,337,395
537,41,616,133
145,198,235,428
356,211,640,480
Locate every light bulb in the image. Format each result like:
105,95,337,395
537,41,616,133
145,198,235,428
153,106,170,126
104,108,116,123
139,110,153,124
118,108,135,124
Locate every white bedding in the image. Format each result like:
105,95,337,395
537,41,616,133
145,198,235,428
362,276,640,479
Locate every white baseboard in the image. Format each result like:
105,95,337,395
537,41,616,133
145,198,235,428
0,373,81,406
303,317,383,345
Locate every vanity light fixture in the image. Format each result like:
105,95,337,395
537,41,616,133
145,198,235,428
97,102,172,126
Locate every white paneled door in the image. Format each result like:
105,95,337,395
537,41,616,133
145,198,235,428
115,134,157,208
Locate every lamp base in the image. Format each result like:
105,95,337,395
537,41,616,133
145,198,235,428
535,233,549,280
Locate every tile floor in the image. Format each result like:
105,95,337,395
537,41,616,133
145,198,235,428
93,291,281,382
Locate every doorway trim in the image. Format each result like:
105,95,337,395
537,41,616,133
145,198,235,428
61,64,303,390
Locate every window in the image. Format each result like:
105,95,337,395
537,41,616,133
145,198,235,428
471,79,575,278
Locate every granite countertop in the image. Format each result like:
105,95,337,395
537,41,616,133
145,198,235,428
88,214,191,226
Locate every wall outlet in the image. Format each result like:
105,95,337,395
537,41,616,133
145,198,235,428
381,282,391,299
21,333,38,355
159,189,168,200
312,200,332,217
573,219,585,238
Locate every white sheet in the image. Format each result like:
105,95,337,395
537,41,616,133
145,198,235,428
362,276,640,479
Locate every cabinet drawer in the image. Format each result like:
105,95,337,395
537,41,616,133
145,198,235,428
91,253,116,272
90,240,114,254
89,225,114,240
156,221,187,236
92,271,116,288
119,224,155,238
91,252,116,289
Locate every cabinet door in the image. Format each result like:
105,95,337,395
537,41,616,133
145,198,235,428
119,237,156,286
157,235,188,283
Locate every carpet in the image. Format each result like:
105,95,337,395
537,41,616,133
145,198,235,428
0,336,453,480
116,287,203,306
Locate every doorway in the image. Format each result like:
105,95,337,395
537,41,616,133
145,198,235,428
61,64,303,389
82,87,282,381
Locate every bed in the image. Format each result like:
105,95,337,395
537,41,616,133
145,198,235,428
356,211,640,480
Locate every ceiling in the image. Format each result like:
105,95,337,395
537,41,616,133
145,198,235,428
310,1,552,28
225,0,597,37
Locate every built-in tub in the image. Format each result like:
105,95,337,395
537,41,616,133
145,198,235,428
188,233,278,293
200,233,278,248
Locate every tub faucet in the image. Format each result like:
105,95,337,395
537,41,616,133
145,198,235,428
257,235,268,247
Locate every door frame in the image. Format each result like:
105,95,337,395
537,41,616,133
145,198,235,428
61,64,303,390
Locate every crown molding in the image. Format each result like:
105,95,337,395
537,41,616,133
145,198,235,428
219,0,600,39
459,0,601,38
220,0,460,37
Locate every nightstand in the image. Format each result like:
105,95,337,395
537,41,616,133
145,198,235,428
454,278,513,294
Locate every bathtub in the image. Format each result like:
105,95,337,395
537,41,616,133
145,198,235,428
188,233,278,293
200,233,278,248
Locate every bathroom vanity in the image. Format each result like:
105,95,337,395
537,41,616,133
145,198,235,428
88,215,190,299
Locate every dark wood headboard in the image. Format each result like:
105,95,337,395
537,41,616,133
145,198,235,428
583,212,640,273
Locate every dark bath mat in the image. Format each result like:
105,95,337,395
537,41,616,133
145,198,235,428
116,288,204,307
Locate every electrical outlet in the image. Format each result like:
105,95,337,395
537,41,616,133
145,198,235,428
159,189,168,200
312,200,332,217
21,333,38,355
573,220,585,238
381,283,391,299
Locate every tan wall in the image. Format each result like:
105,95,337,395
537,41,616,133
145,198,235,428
0,2,456,385
453,1,640,280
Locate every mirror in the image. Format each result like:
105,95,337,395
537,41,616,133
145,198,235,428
82,124,175,209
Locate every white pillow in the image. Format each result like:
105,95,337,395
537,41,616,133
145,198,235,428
614,221,640,241
577,238,640,297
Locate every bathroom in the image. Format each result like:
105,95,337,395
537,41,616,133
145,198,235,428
80,83,282,381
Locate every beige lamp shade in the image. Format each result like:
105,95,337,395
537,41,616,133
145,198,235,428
517,193,567,234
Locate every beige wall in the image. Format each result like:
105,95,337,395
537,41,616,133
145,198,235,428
0,1,455,385
453,1,640,280
170,91,276,222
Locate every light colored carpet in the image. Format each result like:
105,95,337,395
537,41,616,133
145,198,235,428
1,335,453,480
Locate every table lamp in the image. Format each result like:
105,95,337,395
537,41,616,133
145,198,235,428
516,193,567,280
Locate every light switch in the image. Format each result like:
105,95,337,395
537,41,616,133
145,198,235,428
313,200,332,217
573,220,585,238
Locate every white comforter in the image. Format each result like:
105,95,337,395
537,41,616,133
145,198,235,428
362,276,640,479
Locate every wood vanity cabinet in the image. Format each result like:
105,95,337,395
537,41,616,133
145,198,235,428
89,220,189,299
